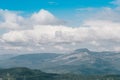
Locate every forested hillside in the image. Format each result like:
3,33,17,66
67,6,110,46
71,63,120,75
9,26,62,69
0,67,120,80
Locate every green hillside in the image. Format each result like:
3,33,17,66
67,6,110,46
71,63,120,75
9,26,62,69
0,67,58,80
0,67,120,80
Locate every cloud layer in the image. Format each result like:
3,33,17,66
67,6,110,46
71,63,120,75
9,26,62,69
1,20,120,52
0,2,120,53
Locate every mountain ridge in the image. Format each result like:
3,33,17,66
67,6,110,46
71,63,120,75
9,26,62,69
0,48,120,74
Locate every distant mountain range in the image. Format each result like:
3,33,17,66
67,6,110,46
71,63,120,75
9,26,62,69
0,48,120,74
0,54,18,60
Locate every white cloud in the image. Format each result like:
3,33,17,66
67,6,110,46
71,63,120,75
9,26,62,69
0,9,24,30
1,21,120,52
114,46,120,52
2,30,27,42
54,45,69,51
92,7,120,22
0,8,120,53
0,9,63,30
30,9,62,25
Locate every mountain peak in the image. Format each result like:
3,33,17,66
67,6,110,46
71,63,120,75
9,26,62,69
74,48,90,53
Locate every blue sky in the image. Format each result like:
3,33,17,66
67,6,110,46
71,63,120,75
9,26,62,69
0,0,115,26
0,0,114,11
0,0,115,17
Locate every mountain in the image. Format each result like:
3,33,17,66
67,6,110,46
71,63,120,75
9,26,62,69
0,54,18,60
0,53,61,69
74,48,90,53
45,48,120,74
0,49,120,74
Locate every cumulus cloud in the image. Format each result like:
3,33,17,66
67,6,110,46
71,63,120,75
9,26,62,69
1,21,120,52
0,9,24,30
0,9,63,30
0,9,65,53
0,7,120,53
30,9,63,25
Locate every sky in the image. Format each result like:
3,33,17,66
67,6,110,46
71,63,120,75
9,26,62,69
0,0,120,54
